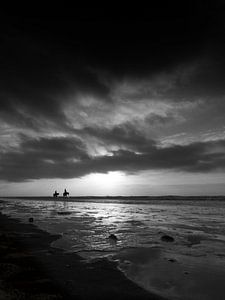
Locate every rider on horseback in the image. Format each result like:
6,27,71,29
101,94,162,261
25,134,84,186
63,189,69,197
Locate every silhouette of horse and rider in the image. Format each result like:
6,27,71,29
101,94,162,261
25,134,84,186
53,189,69,198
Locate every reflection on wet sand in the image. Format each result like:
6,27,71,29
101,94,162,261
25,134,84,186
114,247,225,300
1,198,225,299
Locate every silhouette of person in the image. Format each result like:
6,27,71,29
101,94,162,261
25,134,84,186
53,190,59,197
63,189,69,197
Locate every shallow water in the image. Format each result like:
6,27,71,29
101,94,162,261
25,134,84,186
1,198,225,300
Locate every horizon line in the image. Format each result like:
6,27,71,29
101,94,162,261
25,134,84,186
1,195,225,199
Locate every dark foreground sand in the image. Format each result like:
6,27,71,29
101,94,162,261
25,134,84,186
0,212,166,300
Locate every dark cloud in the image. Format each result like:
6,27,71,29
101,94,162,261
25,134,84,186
1,136,225,182
0,136,89,181
0,7,224,128
0,31,110,131
22,136,89,161
1,8,225,184
80,123,156,152
90,140,225,174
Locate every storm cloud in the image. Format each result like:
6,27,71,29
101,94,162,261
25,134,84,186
1,135,225,182
1,7,225,184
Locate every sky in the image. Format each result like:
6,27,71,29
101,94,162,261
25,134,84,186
1,4,225,196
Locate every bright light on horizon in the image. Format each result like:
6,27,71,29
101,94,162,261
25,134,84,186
84,171,126,194
1,170,225,197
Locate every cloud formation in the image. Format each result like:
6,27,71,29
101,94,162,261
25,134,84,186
1,135,225,182
1,9,225,183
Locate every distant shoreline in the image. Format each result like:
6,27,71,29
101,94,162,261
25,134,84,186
1,195,225,202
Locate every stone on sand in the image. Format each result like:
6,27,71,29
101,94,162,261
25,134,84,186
161,235,174,242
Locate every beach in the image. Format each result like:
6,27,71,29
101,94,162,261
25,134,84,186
1,197,225,300
1,10,225,300
0,210,165,300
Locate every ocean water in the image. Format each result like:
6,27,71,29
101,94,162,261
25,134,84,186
1,197,225,300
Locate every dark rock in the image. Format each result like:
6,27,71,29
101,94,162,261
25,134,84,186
108,234,118,241
28,217,34,223
57,212,72,215
161,235,174,242
168,258,177,263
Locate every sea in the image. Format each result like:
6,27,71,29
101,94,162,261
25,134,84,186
1,196,225,300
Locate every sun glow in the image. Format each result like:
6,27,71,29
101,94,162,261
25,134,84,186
84,171,126,194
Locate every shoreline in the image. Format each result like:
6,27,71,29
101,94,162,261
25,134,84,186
2,195,225,201
0,211,166,300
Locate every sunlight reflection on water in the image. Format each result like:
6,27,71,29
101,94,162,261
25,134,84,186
1,198,225,300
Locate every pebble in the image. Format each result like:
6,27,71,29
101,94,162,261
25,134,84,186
108,234,118,241
161,235,174,242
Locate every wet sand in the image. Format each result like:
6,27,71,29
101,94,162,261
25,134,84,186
0,212,166,300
